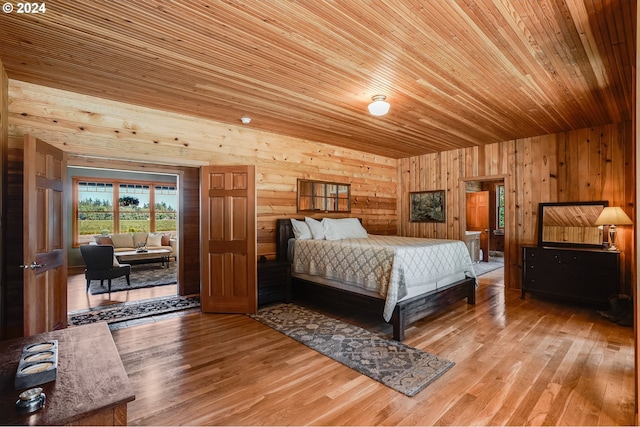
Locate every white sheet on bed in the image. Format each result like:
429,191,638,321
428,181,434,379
290,235,477,321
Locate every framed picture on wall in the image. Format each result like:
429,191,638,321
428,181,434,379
410,190,446,222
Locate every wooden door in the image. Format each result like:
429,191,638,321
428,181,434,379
466,191,489,262
200,165,257,313
22,135,67,335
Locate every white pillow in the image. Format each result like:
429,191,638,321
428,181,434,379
147,234,163,247
323,218,368,240
290,219,312,240
110,233,134,248
304,217,325,240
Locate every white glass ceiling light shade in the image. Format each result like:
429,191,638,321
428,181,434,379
367,95,390,116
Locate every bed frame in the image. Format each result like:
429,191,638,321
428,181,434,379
276,218,476,341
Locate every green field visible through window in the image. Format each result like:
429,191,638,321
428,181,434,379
75,179,177,245
497,184,505,229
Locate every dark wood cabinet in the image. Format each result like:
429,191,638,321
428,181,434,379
258,261,291,306
522,245,619,307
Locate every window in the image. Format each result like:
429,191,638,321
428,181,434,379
496,184,505,229
77,181,115,241
297,179,350,213
119,183,151,233
73,178,178,246
154,185,178,233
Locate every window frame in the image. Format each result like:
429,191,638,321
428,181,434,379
73,177,178,247
296,178,351,213
496,184,505,230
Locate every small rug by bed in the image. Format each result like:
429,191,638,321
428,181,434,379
250,303,454,397
68,294,200,327
472,261,504,277
89,263,177,295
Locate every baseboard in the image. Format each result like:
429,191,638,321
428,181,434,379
68,266,85,275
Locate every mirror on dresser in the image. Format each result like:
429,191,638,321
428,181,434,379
523,200,618,308
537,201,608,248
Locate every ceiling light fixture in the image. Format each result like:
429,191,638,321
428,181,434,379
367,95,390,116
240,117,251,124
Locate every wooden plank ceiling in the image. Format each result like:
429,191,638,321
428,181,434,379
0,0,634,158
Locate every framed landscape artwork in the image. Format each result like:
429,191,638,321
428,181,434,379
410,190,446,222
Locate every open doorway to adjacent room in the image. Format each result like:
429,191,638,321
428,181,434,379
67,166,180,313
463,178,505,279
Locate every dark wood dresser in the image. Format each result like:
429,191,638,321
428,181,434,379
258,260,291,306
522,245,620,307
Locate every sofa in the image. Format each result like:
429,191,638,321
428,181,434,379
94,232,176,262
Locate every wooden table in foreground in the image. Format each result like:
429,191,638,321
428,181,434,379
0,322,135,425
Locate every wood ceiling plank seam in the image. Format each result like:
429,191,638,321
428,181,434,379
406,1,570,136
313,0,492,106
473,2,577,130
600,0,634,120
109,1,380,98
575,0,625,123
540,0,616,123
32,1,352,92
557,2,625,125
456,1,564,104
514,1,601,128
484,0,572,110
563,0,623,123
410,0,574,135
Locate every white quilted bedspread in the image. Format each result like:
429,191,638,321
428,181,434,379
291,235,477,321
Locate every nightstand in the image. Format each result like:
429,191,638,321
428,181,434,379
257,260,291,306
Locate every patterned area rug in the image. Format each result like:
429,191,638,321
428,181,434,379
68,294,200,327
89,263,176,295
472,261,504,277
250,303,454,397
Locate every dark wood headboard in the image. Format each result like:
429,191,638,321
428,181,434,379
276,218,297,262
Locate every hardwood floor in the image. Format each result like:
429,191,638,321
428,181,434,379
67,269,177,312
107,268,635,426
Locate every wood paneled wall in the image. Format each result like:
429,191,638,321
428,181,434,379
399,122,635,293
7,80,633,295
7,80,398,261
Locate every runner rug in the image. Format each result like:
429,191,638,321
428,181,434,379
68,295,200,327
250,303,454,397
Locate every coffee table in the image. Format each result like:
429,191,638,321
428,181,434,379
115,248,172,267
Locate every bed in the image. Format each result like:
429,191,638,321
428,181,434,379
275,218,477,341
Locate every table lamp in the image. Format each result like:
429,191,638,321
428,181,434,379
594,206,633,250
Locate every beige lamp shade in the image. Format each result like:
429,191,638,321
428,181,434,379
594,206,633,226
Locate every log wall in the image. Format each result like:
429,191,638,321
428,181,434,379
399,122,635,292
7,80,399,260
6,80,634,294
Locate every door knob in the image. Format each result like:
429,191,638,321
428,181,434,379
19,262,44,270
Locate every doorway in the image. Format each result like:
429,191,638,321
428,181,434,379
67,166,180,313
463,179,505,278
